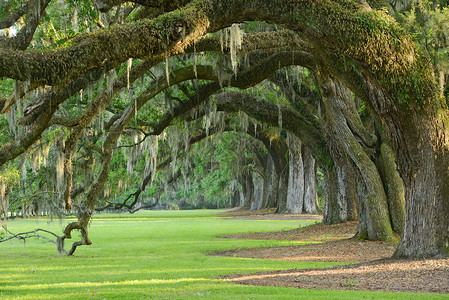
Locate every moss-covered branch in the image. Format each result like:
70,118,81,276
0,1,209,85
94,0,193,12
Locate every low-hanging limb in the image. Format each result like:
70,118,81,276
0,30,311,175
94,155,172,212
0,226,68,255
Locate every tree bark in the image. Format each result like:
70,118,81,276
276,165,289,213
319,73,394,241
302,146,318,214
322,158,358,224
378,142,405,235
286,132,305,214
252,175,264,210
263,153,278,209
240,172,254,209
392,118,449,257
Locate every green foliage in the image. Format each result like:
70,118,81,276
0,166,19,185
0,116,11,145
0,0,25,19
398,0,449,70
30,0,98,49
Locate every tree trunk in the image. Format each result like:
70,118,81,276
319,73,394,241
392,122,449,257
240,172,254,209
276,165,289,213
286,132,305,213
286,133,318,214
252,174,264,210
302,145,318,214
378,142,405,235
263,153,278,208
322,152,358,224
231,189,240,208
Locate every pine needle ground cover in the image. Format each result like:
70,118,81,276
0,210,442,299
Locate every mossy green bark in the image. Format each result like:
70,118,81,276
379,142,405,235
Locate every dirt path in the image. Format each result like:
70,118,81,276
214,209,449,294
224,258,449,294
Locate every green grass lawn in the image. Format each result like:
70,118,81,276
0,210,445,299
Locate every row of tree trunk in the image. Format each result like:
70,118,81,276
229,71,407,246
236,132,319,215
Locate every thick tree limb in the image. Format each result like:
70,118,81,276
0,1,209,85
94,0,192,12
0,0,431,104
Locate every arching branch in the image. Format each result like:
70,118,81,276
0,1,209,85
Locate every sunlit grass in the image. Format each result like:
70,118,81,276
0,210,444,299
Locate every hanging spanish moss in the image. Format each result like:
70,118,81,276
127,131,140,175
0,178,7,229
183,121,189,153
71,7,78,32
165,52,170,86
85,84,93,101
7,103,17,137
248,116,261,136
104,185,111,199
106,69,116,95
164,92,174,114
167,125,181,174
203,112,211,137
144,135,158,187
277,103,283,129
222,24,243,76
41,144,50,167
127,58,133,90
202,100,222,137
212,55,233,88
55,144,64,190
238,110,248,133
31,147,41,174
